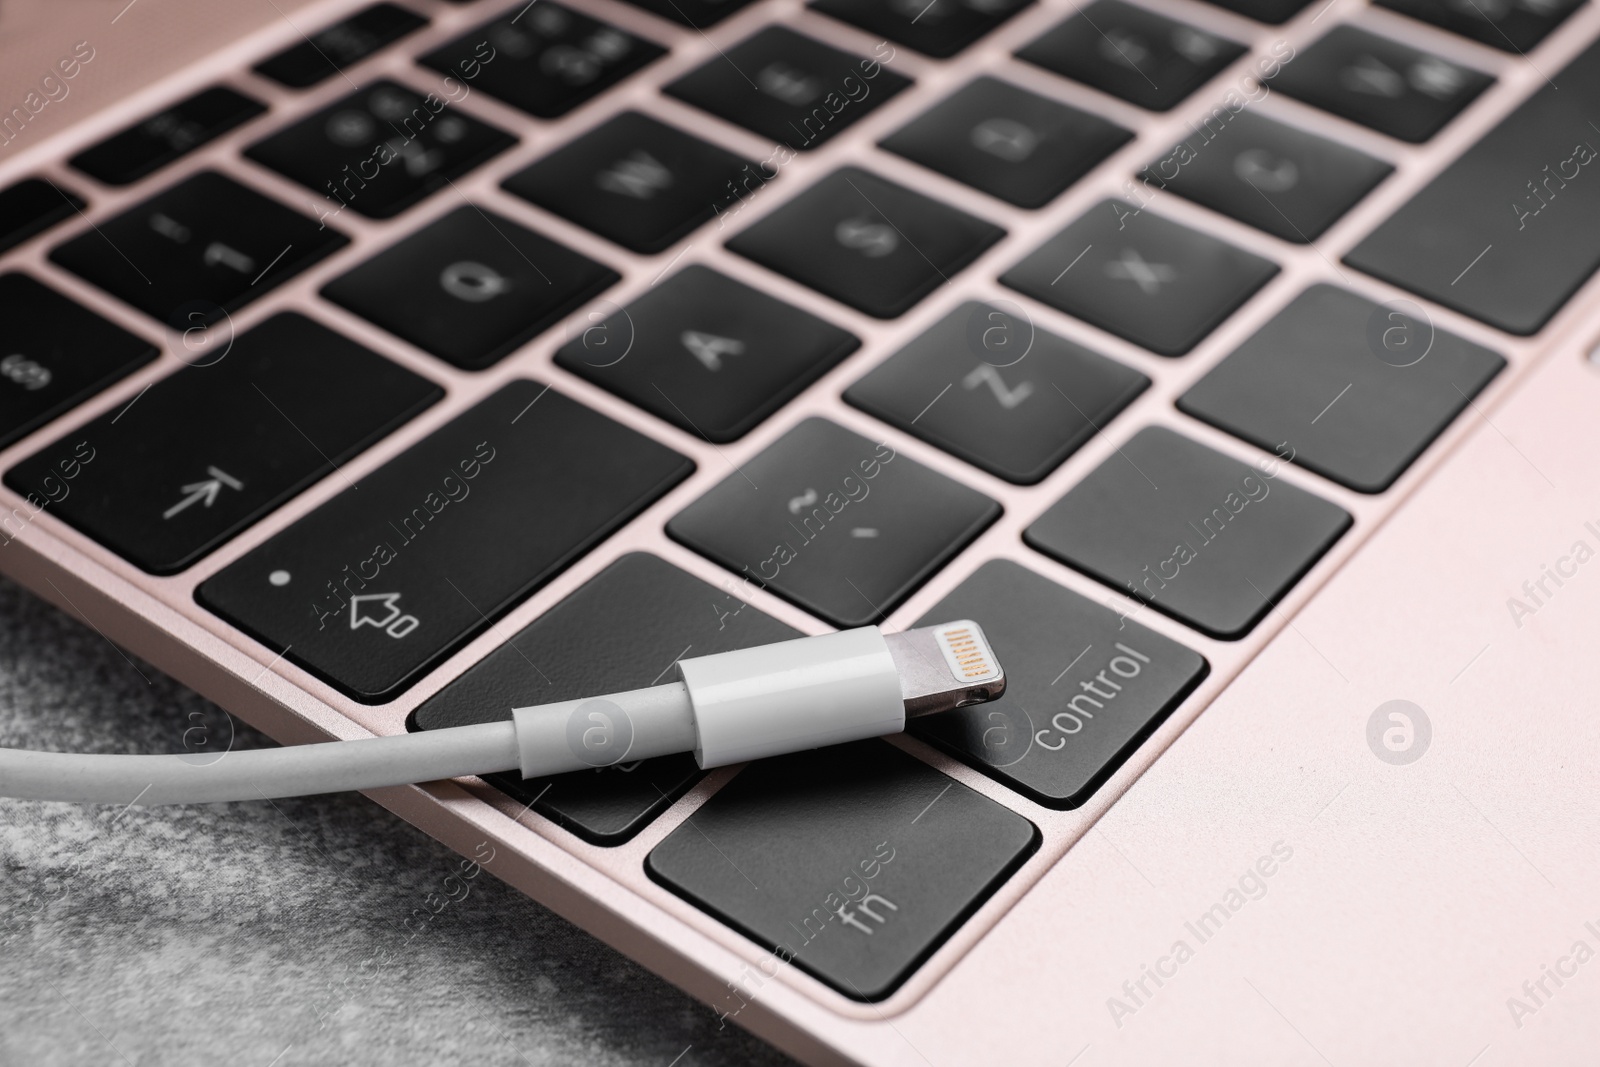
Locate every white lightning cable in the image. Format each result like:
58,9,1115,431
0,622,1004,806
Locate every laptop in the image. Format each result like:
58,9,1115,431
2,0,1596,1059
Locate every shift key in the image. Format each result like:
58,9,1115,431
1345,36,1600,336
198,381,693,703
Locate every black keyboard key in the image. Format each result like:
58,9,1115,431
49,171,348,329
727,167,1005,319
1178,285,1504,493
254,3,429,88
664,27,912,151
1272,26,1492,143
0,274,157,453
668,417,998,627
909,559,1207,808
321,205,618,370
647,738,1037,1000
555,265,859,442
1376,0,1580,52
0,178,85,254
1345,37,1600,335
419,4,664,120
1017,1,1245,112
1142,110,1393,243
880,76,1133,209
4,314,440,574
69,87,266,187
1001,200,1277,357
198,381,692,702
810,0,1033,58
845,301,1147,484
502,112,754,254
614,0,759,27
410,553,800,844
1025,426,1350,638
245,81,514,220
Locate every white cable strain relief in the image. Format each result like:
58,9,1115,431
678,627,903,768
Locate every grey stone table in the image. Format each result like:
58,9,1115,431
0,577,796,1067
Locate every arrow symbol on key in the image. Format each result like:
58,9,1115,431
349,593,403,631
163,466,244,519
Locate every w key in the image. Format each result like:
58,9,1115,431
3,314,441,574
198,381,693,703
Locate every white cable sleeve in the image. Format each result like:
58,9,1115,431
512,682,695,777
0,721,520,805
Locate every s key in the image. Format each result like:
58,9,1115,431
198,381,694,703
3,314,441,574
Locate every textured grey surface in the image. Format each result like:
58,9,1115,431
0,576,797,1067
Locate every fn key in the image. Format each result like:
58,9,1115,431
198,382,693,703
647,740,1037,999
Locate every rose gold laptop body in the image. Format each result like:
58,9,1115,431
3,0,1598,1062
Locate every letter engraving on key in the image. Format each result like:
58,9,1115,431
680,330,745,371
1104,249,1177,293
970,118,1039,162
756,63,821,106
1233,149,1298,192
149,212,191,242
202,242,256,274
835,217,899,258
1342,54,1405,97
163,465,244,520
787,487,819,514
439,260,512,303
962,363,1034,409
595,150,673,199
0,353,51,391
1098,29,1151,68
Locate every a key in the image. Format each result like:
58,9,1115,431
727,167,1005,319
845,300,1147,484
4,314,441,574
1141,110,1393,243
909,559,1207,808
664,27,912,151
419,4,665,120
197,381,693,703
880,76,1133,209
0,274,157,453
254,3,430,88
409,552,801,844
1001,199,1278,357
1024,425,1351,639
321,205,619,370
1178,285,1504,493
1376,0,1581,53
1017,1,1245,112
0,178,84,255
1345,35,1600,335
244,81,515,220
69,87,266,187
1271,25,1492,143
646,739,1037,1000
554,265,859,442
502,111,755,254
612,0,759,27
667,417,999,627
810,0,1033,59
1193,0,1312,24
49,171,349,329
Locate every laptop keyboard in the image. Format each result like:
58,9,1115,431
0,0,1585,1005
